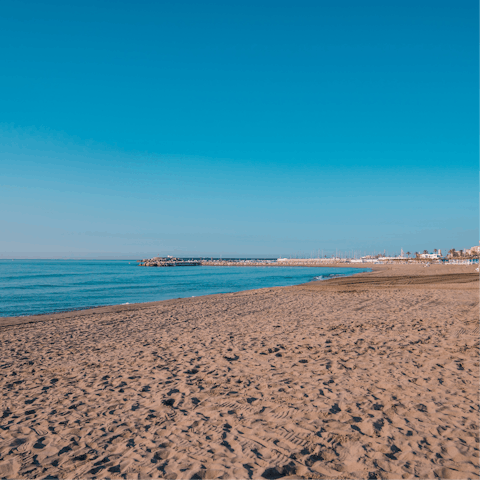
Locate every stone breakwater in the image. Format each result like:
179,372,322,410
138,257,201,267
138,258,354,267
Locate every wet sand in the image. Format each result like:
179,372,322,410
0,264,478,479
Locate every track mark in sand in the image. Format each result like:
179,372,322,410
267,448,292,465
264,406,301,421
212,400,268,416
453,327,480,338
272,429,316,450
190,424,226,441
166,433,196,449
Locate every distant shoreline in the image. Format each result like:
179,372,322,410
2,262,475,325
0,265,371,326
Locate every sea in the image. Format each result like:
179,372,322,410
0,260,369,318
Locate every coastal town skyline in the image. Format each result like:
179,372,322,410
1,244,478,260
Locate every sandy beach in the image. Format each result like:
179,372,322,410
0,264,478,479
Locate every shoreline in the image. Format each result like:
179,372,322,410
2,263,477,329
1,264,476,329
0,265,373,327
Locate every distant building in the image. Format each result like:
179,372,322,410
465,243,480,256
419,253,441,259
360,257,381,263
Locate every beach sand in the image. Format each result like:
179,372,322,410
0,264,478,479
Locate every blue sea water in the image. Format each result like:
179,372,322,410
0,260,369,318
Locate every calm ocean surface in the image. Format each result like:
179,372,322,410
0,260,369,317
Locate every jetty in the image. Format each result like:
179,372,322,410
138,257,352,267
138,257,201,267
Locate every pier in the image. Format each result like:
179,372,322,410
138,257,201,267
138,257,354,267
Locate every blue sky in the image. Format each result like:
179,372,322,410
1,0,478,258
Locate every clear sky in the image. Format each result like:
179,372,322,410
1,0,478,258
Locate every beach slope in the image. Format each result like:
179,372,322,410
0,265,478,479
